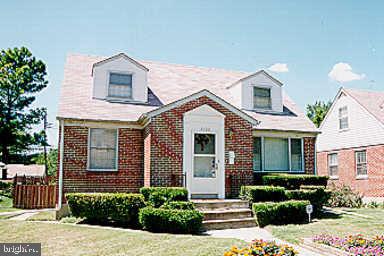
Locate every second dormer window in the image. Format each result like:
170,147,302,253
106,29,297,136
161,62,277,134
253,87,271,109
108,73,132,99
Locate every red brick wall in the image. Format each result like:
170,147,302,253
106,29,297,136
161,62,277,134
60,126,144,198
145,96,254,197
317,145,384,197
304,137,316,174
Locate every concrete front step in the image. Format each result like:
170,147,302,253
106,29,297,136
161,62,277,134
202,208,252,221
203,217,256,230
193,199,249,211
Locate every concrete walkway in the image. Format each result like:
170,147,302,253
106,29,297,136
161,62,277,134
206,227,324,256
1,208,54,220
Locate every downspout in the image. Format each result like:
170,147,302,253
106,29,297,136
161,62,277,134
314,137,317,175
58,120,64,209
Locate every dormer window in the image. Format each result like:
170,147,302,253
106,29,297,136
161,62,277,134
253,87,272,110
108,72,132,99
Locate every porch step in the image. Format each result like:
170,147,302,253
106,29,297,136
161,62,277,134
203,208,252,221
193,199,255,230
192,199,249,211
203,217,256,230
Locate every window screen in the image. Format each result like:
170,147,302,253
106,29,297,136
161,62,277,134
89,128,117,170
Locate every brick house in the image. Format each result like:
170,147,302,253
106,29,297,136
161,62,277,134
56,53,319,208
317,87,384,201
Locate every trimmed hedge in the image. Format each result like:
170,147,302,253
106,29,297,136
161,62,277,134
252,200,310,227
285,188,330,214
66,193,145,227
300,185,326,190
139,207,203,234
262,174,328,190
161,201,195,210
240,186,286,203
140,187,188,207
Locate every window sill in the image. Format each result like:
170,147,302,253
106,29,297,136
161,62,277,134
87,169,118,172
329,176,339,180
356,175,368,180
338,128,350,133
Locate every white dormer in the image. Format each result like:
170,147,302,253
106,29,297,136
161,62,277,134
227,70,283,112
92,53,149,103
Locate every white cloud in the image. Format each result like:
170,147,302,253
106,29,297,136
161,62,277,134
328,62,365,83
268,63,289,73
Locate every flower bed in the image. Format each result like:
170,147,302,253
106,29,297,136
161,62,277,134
224,239,298,256
313,234,384,255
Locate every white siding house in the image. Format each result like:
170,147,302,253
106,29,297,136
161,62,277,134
317,88,384,152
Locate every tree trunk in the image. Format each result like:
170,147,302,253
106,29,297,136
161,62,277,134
1,145,9,164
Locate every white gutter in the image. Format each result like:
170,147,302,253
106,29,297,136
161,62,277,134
58,120,64,209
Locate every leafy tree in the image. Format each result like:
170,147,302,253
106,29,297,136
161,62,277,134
32,148,58,176
306,100,332,127
0,47,48,163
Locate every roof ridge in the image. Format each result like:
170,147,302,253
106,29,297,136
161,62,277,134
67,52,251,75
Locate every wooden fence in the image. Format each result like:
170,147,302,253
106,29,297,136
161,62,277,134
13,175,56,209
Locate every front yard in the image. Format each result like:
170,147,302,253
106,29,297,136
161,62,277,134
0,220,244,256
267,208,384,244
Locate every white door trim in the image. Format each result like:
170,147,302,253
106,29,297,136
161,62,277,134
183,104,225,199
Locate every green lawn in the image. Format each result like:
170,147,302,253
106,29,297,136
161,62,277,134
0,220,245,256
27,210,56,221
267,208,384,244
0,196,18,213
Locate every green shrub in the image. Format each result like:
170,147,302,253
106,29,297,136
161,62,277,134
161,201,195,210
262,174,328,190
0,181,12,198
285,188,330,214
139,207,203,234
66,193,146,227
140,187,188,207
252,200,310,227
240,186,286,203
325,184,363,208
300,185,326,190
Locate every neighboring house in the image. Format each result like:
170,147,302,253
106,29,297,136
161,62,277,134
317,87,384,201
56,53,318,207
2,164,45,180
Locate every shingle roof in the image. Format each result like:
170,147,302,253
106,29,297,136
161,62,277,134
344,87,384,125
58,53,318,132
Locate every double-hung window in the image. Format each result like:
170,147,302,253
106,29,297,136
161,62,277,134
339,106,348,130
89,128,118,171
253,87,272,110
328,153,338,178
108,73,132,99
355,150,367,177
290,138,303,171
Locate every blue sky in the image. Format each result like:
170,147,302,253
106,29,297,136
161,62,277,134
1,0,383,146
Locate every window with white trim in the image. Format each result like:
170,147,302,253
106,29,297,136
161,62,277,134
89,128,117,170
253,87,272,109
108,73,132,98
338,106,348,130
253,137,262,172
253,137,303,172
290,138,303,171
355,150,367,176
328,153,338,177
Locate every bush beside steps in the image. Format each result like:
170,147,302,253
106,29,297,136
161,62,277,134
139,207,203,234
252,200,310,227
139,187,188,208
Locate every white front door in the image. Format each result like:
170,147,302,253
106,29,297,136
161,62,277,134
183,105,225,199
